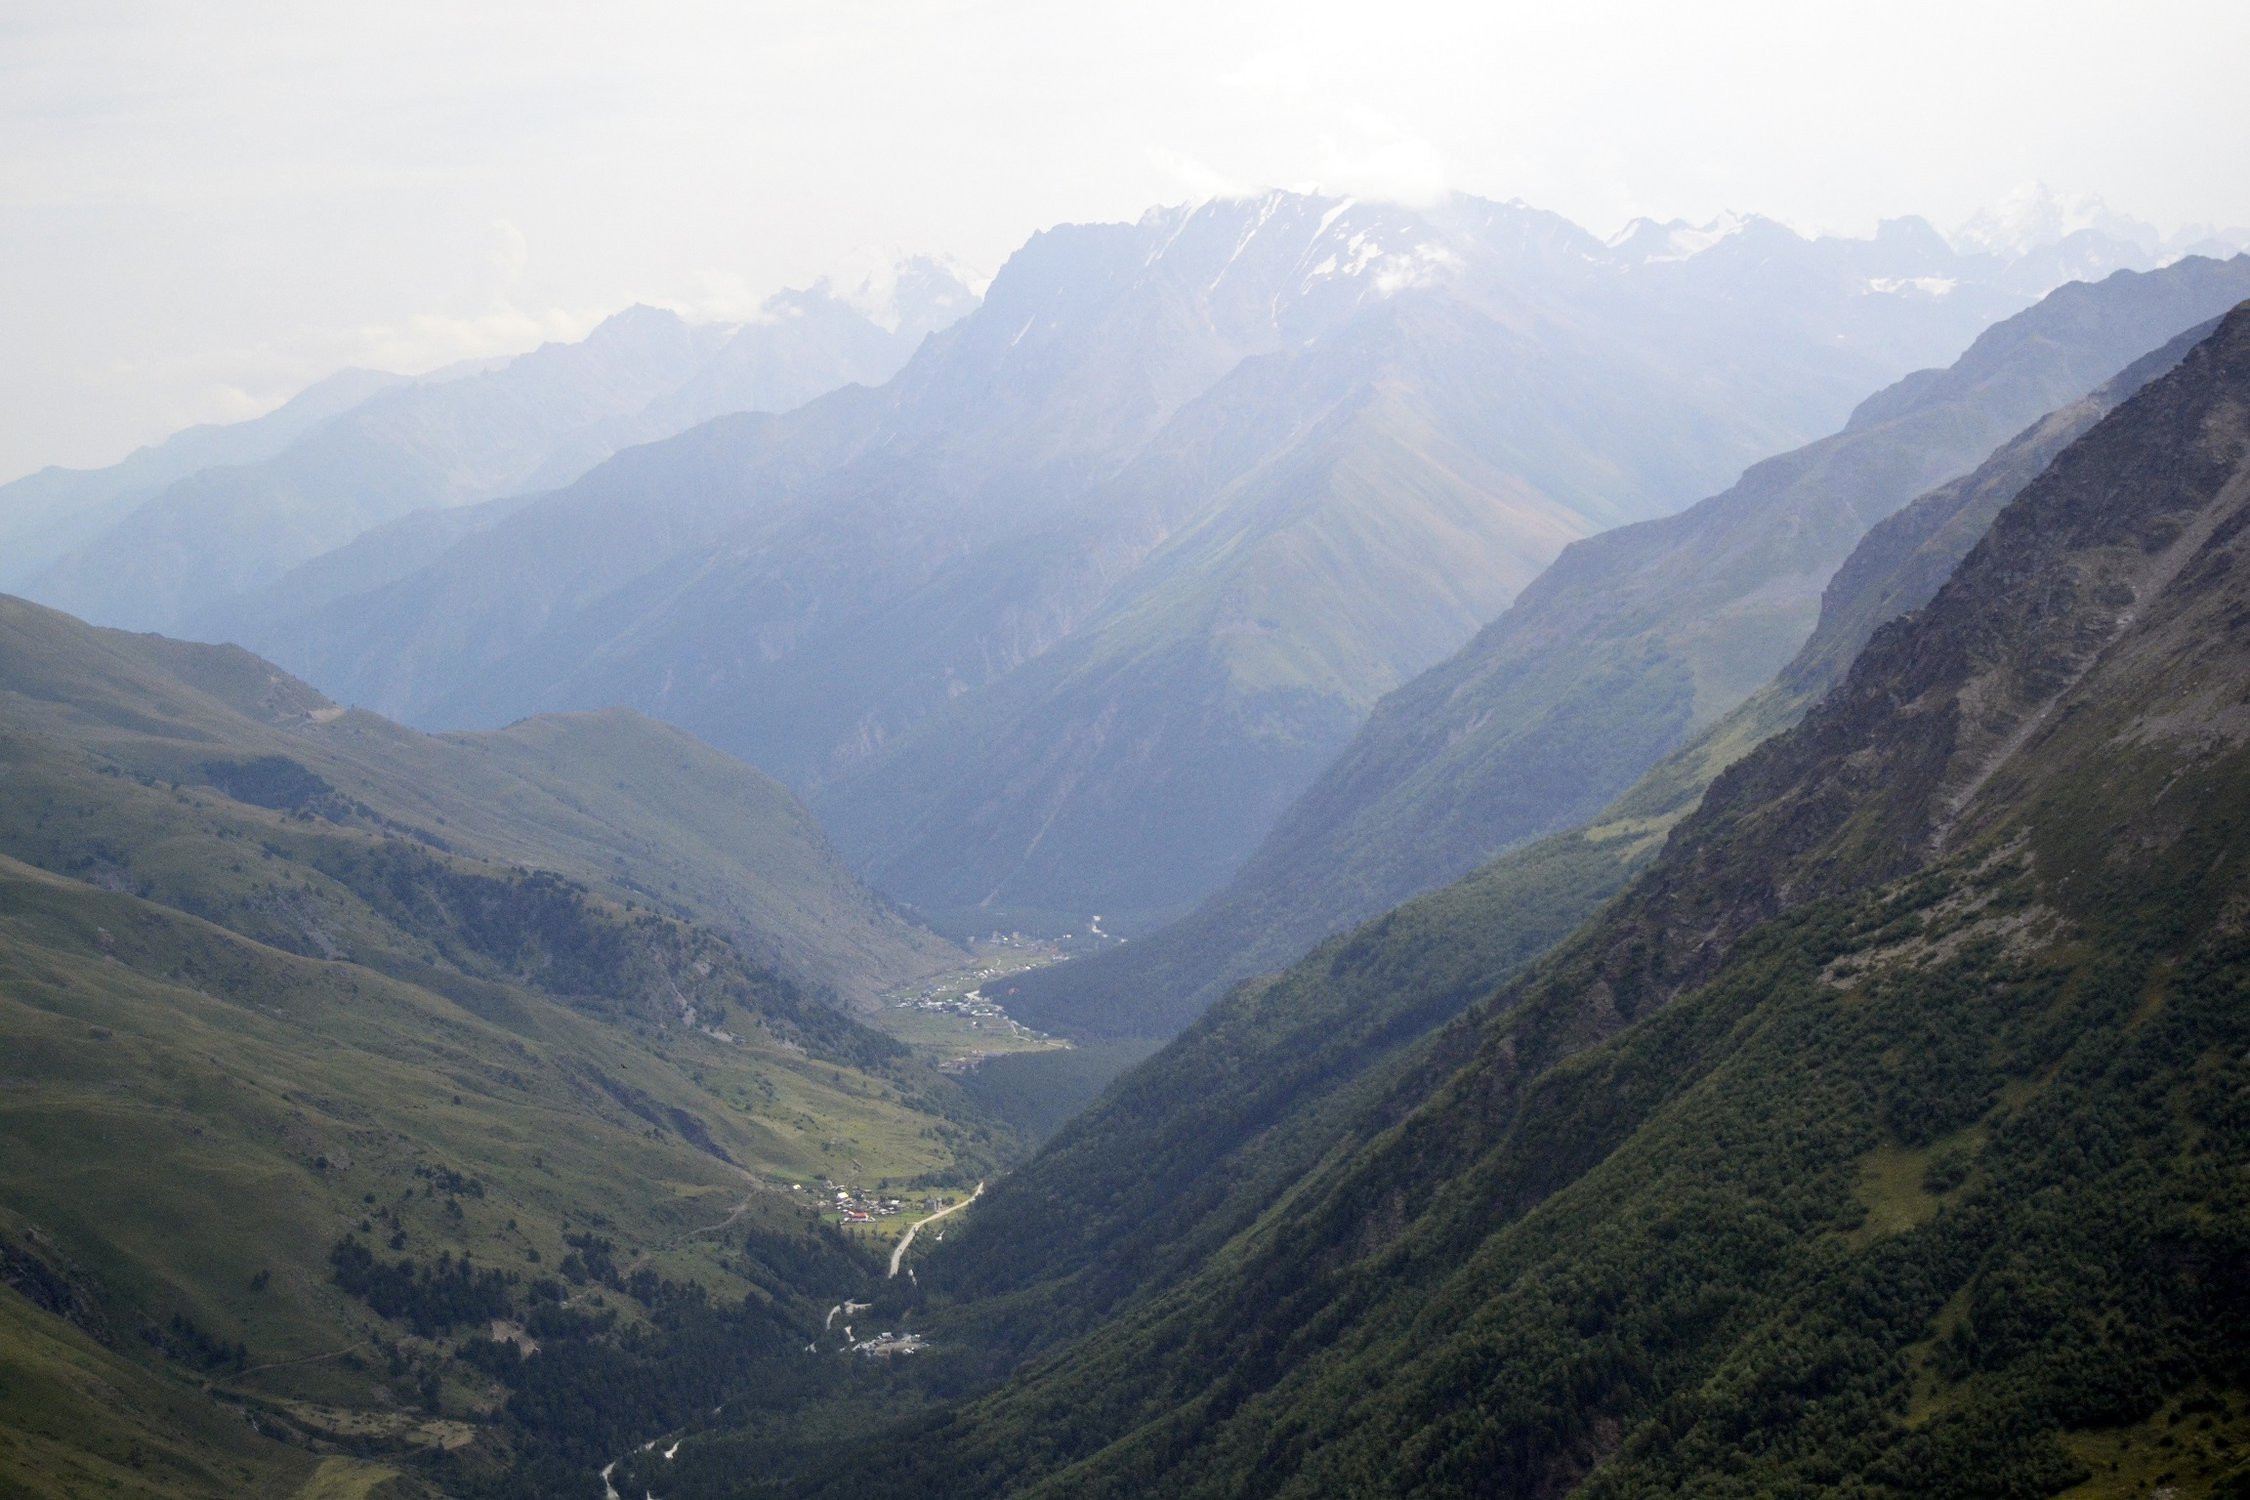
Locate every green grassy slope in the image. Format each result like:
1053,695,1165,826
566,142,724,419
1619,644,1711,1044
621,306,2250,1498
0,598,958,1008
0,1282,346,1500
0,600,1007,1497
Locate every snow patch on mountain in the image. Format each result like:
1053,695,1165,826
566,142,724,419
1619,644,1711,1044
1867,275,1959,298
1605,212,1754,264
832,254,989,336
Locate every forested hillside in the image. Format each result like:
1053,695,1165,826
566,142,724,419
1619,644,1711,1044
877,310,2235,1340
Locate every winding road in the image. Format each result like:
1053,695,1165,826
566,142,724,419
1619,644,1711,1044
594,1180,987,1491
888,1182,983,1277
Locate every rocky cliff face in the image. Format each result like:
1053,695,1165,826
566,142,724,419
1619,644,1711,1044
1614,298,2250,1010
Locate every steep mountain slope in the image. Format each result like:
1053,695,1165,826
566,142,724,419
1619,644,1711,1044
644,301,2250,1500
634,257,981,439
261,192,2046,929
880,310,2235,1357
187,488,548,645
0,598,1004,1498
1011,253,2250,1035
23,267,977,637
0,1275,339,1500
446,709,961,1007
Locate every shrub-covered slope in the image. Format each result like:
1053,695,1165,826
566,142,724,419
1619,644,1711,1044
638,303,2250,1497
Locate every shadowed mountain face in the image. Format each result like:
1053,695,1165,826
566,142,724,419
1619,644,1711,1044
1008,254,2250,1038
242,192,2053,929
624,303,2250,1500
9,262,979,637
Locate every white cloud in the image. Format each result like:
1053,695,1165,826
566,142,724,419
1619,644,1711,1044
1145,148,1249,204
486,218,531,285
1219,49,1319,100
345,304,606,376
1315,108,1449,207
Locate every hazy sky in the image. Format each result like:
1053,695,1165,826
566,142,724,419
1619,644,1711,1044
4,0,2247,482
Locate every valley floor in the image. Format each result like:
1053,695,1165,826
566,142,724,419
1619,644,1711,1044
870,943,1075,1071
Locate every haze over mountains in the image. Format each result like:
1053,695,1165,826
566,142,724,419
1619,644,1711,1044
26,189,2208,936
7,192,2238,942
4,258,980,636
8,150,2250,1500
1010,249,2250,1036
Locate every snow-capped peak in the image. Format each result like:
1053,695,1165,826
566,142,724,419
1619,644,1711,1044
1127,191,1463,306
1604,211,1752,265
1949,183,2163,260
831,253,989,335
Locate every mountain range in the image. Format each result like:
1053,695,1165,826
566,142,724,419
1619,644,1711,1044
930,308,2239,1362
176,191,2120,931
5,259,980,636
9,181,2250,1500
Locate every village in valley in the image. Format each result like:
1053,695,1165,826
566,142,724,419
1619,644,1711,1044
814,1292,929,1360
797,1179,956,1228
872,931,1096,1071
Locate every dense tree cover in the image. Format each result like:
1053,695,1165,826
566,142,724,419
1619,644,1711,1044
620,842,2250,1499
325,1220,889,1499
451,1226,893,1500
329,1239,513,1338
312,841,906,1071
160,1313,247,1374
194,754,337,812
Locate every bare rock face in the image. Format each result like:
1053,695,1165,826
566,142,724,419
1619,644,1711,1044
1606,300,2250,1012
